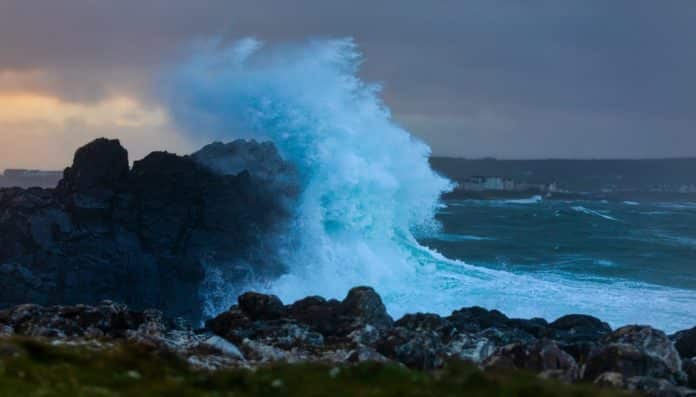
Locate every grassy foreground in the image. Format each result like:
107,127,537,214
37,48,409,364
0,338,630,397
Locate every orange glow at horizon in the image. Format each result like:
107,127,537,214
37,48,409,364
0,92,193,170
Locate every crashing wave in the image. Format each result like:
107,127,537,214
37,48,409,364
163,37,696,332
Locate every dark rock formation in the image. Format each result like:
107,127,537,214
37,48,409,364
549,313,612,364
483,339,579,381
0,287,695,397
684,358,696,389
0,138,296,323
673,326,696,359
582,326,685,384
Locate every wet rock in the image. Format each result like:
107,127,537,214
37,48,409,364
594,371,626,388
482,339,578,380
582,343,676,382
445,332,497,362
287,296,341,336
447,306,509,333
684,358,696,388
0,301,151,338
605,326,683,376
241,339,298,363
550,314,611,343
508,317,549,339
673,327,696,359
345,346,390,363
204,307,252,342
238,292,286,321
549,315,613,367
377,327,445,370
625,376,696,397
395,313,455,339
339,287,393,331
476,326,536,346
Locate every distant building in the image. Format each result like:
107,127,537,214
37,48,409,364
462,176,514,191
459,175,559,194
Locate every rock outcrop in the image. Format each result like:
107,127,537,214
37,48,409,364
0,138,296,323
0,286,695,397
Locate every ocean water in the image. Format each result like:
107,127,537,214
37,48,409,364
163,37,696,333
422,199,696,292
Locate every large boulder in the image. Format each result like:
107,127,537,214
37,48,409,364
684,358,696,389
339,287,393,331
376,326,446,369
549,314,612,363
483,339,579,381
447,306,510,333
237,292,286,321
59,138,129,193
549,314,612,343
582,326,684,384
673,326,696,359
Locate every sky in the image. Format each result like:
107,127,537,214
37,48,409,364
0,0,694,170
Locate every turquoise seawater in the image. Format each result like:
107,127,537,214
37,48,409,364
422,199,696,291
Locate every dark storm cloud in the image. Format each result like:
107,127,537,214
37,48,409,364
1,0,694,158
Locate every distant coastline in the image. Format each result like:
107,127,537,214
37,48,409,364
430,157,696,202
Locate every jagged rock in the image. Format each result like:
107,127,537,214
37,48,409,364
483,339,578,380
550,314,611,341
447,306,510,333
238,292,286,321
673,327,696,359
508,317,549,339
376,326,445,370
625,376,696,397
204,306,252,342
582,343,678,383
684,358,696,388
606,326,683,376
0,138,295,322
345,346,391,363
0,288,694,396
287,296,342,336
445,332,497,362
0,301,153,338
340,287,393,331
58,138,129,193
395,313,455,339
549,314,612,364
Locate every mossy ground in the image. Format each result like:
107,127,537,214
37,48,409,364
0,338,630,397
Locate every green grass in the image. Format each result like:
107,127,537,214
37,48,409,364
0,338,631,397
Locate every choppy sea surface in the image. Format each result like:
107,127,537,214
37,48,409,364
422,198,696,291
414,198,696,332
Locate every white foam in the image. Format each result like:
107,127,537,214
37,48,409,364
571,205,619,221
164,37,696,333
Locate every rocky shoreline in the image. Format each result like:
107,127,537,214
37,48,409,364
1,286,694,397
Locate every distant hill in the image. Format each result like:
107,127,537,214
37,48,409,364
429,157,696,198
